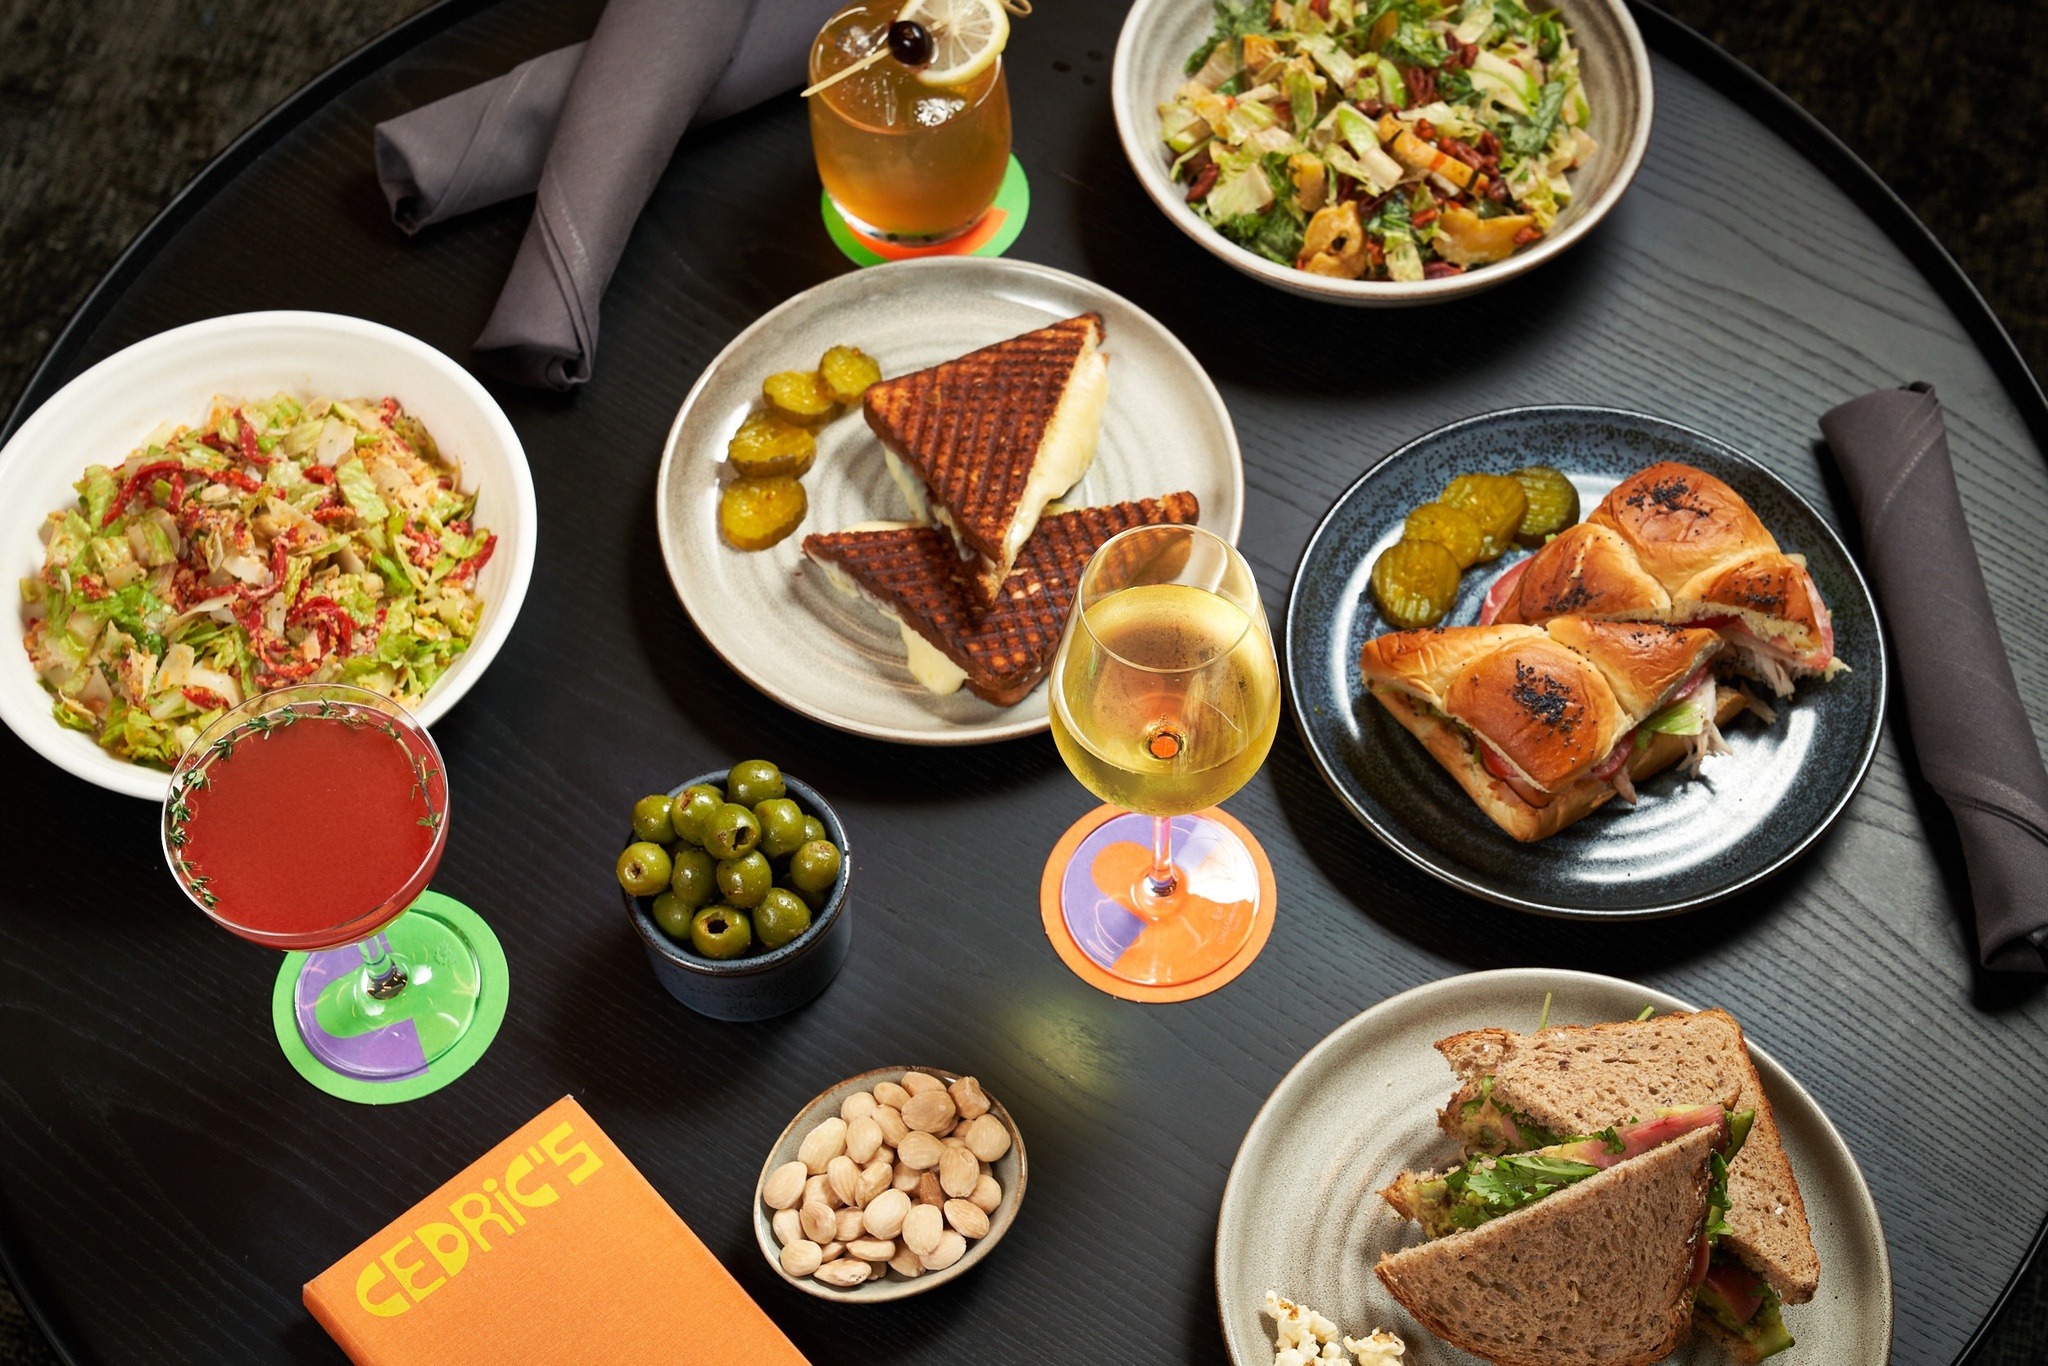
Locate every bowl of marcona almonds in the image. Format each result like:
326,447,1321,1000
753,1065,1026,1302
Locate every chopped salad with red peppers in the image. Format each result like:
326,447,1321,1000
1161,0,1595,280
21,393,494,768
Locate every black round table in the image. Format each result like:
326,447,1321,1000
3,2,2044,1362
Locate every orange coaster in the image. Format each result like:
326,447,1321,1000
1038,805,1278,1004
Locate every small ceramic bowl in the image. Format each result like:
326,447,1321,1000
1110,0,1654,305
622,771,852,1022
752,1066,1027,1302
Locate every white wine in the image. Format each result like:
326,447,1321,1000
1049,583,1280,817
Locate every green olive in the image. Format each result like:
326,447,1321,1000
630,794,674,843
651,891,692,939
669,846,717,910
705,803,762,859
717,851,773,908
690,904,753,959
726,759,786,808
754,888,813,950
754,798,808,858
799,815,827,846
788,839,842,898
616,841,673,897
669,784,725,846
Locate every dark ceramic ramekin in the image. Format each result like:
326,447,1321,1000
623,771,852,1021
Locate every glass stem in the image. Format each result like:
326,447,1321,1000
358,931,409,1000
1146,814,1179,900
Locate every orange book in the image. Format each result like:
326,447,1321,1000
304,1096,810,1366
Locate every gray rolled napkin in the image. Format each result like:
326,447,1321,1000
374,0,840,388
1820,385,2048,973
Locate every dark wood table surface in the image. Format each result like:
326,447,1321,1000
3,1,2044,1362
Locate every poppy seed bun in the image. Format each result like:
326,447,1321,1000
1497,523,1671,625
1444,638,1624,792
1587,462,1778,595
1676,552,1829,653
1541,618,1724,719
1356,623,1543,711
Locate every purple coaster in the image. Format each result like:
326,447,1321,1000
293,939,429,1081
1059,813,1252,972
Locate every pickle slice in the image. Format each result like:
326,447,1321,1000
727,412,817,478
1509,465,1580,545
818,346,883,405
719,476,808,551
762,370,838,423
1440,473,1528,563
1402,501,1486,570
1370,537,1462,630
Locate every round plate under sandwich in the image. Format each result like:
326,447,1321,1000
656,257,1244,745
1215,968,1892,1366
1283,407,1885,918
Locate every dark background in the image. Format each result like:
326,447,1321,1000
0,1,2040,1362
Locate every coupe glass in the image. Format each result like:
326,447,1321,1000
1047,525,1280,986
161,684,484,1086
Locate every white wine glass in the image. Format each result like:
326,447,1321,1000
1046,524,1280,987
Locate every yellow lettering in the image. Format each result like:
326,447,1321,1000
380,1236,445,1304
449,1190,516,1252
355,1260,408,1318
540,1122,604,1185
416,1221,470,1280
484,1180,528,1227
504,1153,559,1209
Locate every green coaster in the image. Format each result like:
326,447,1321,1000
271,889,508,1105
822,154,1029,267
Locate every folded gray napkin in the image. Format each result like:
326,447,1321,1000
374,0,840,388
1820,385,2048,973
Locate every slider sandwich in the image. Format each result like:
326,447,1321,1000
863,313,1110,606
1359,618,1737,841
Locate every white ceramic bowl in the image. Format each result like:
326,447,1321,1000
1111,0,1654,305
0,311,536,800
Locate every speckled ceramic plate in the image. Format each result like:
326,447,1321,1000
1283,407,1885,918
656,257,1244,745
1216,969,1892,1366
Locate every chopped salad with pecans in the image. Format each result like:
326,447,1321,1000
21,394,494,769
1161,0,1595,281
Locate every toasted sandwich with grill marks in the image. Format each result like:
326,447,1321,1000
862,313,1110,607
803,492,1199,707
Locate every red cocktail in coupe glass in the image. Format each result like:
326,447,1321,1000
162,683,488,1091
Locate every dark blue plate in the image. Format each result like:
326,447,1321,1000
1284,406,1886,919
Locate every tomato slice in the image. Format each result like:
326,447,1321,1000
1702,1261,1766,1322
1479,742,1552,807
1591,733,1634,782
1477,557,1530,625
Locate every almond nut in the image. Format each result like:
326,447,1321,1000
848,1237,895,1262
845,1115,883,1165
947,1076,991,1120
891,1162,921,1192
918,1229,966,1271
873,1081,911,1109
798,1116,848,1174
917,1171,945,1206
939,1145,979,1198
875,1145,896,1168
827,1155,861,1208
862,1188,912,1239
901,1089,957,1134
803,1173,838,1209
888,1247,926,1279
840,1089,878,1123
902,1202,944,1256
874,1105,909,1147
780,1239,823,1277
772,1207,804,1247
762,1160,808,1210
819,1240,844,1261
857,1158,892,1207
944,1198,990,1239
834,1206,864,1242
941,1135,968,1149
815,1257,871,1287
900,1070,944,1097
969,1173,1002,1214
963,1113,1011,1163
897,1131,945,1170
800,1200,836,1244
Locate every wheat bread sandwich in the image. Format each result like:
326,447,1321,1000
1435,1010,1816,1358
802,492,1199,706
1377,1121,1729,1366
862,313,1110,606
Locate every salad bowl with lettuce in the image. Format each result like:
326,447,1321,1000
1112,0,1652,304
0,312,535,799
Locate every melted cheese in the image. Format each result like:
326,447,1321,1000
809,524,969,696
997,339,1108,567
